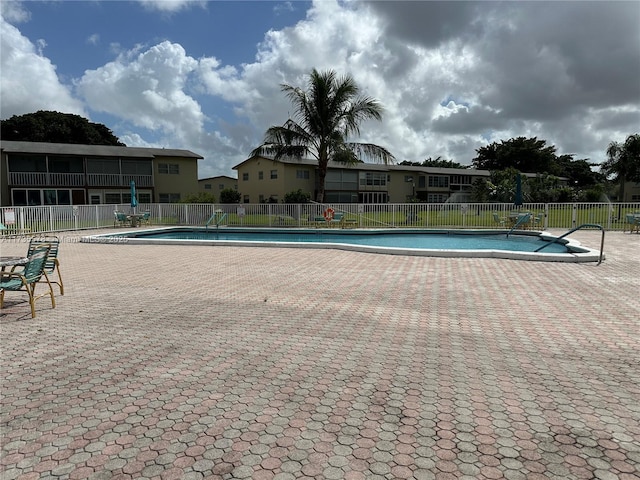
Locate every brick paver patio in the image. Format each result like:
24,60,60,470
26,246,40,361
1,229,639,479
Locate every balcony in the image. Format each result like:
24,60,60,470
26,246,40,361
9,172,84,186
8,172,153,188
88,174,152,187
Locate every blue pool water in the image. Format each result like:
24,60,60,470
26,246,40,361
84,227,603,262
126,228,571,253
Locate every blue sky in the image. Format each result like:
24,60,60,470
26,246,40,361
1,1,639,179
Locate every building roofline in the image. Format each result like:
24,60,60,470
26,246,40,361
233,155,559,178
198,175,237,181
0,140,203,159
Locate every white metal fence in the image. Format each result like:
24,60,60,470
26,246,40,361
1,202,639,235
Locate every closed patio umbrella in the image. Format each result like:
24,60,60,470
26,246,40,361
514,173,523,209
130,180,138,213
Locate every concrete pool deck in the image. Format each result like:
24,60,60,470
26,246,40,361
1,229,639,479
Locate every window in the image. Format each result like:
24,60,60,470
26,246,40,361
242,173,249,181
270,170,278,179
11,189,42,206
138,193,152,204
122,159,152,175
159,193,181,203
105,193,122,204
450,174,472,185
8,154,46,172
243,195,250,203
204,184,212,190
404,175,414,183
158,163,179,174
428,176,449,188
359,172,387,187
296,170,310,179
87,158,119,174
49,156,83,173
218,184,225,190
258,171,264,180
427,193,448,203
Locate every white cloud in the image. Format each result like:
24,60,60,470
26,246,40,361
137,0,206,13
0,0,30,24
76,41,204,141
86,34,100,46
0,16,85,118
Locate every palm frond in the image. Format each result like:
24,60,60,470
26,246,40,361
344,142,395,164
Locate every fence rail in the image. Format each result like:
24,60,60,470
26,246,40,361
1,202,639,235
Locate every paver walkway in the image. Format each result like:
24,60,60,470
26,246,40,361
1,229,639,479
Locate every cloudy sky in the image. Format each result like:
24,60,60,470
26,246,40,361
1,0,639,179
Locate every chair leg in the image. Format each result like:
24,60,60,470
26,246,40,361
55,262,63,295
41,272,56,309
27,283,37,318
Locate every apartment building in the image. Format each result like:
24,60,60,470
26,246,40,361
233,155,493,203
0,141,202,206
198,175,238,196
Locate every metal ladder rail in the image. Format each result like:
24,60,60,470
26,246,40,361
534,223,605,265
205,211,227,229
506,213,532,238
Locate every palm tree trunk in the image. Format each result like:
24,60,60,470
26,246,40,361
316,150,329,203
619,175,626,202
316,167,327,203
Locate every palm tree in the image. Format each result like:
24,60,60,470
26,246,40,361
602,134,640,202
250,69,394,202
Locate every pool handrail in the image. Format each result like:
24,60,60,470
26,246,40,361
205,210,227,229
535,223,605,265
506,213,532,238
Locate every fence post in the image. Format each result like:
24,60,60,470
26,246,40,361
48,205,54,232
544,204,549,229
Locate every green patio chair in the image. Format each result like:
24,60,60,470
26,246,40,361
114,211,128,227
531,213,544,230
1,244,56,318
624,213,639,233
493,212,506,227
13,236,64,295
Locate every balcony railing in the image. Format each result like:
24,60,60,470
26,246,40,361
8,172,153,187
87,174,152,187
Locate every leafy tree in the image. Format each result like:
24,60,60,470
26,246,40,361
470,178,492,202
180,192,216,203
399,157,468,169
284,189,311,203
1,110,125,145
219,188,241,204
481,168,523,203
527,173,564,202
472,137,557,174
601,134,640,201
555,155,604,188
250,69,394,202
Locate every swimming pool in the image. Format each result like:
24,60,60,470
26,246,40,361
83,227,603,262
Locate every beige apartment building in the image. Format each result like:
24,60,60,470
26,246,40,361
233,155,493,204
198,175,238,196
0,141,202,206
